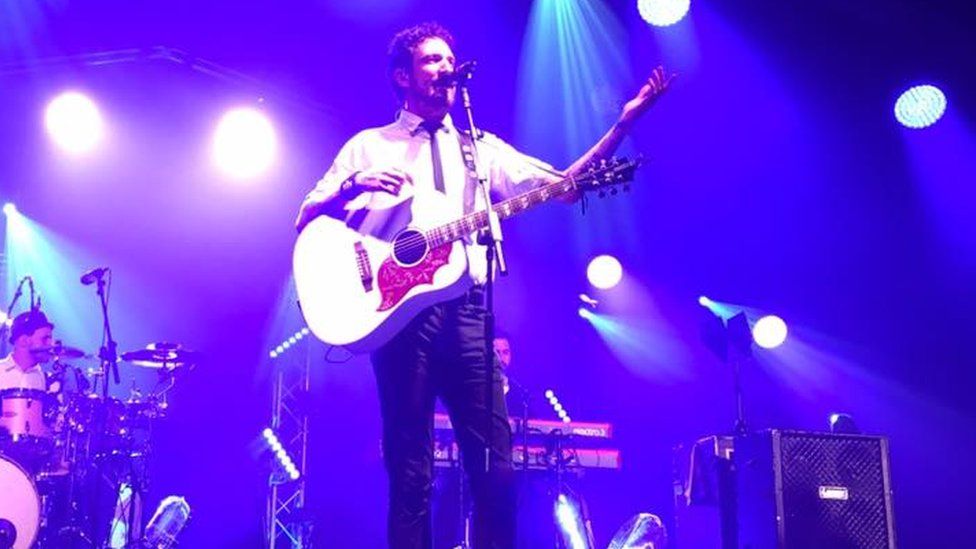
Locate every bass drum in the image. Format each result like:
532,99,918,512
0,454,41,549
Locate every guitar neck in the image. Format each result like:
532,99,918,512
425,176,577,247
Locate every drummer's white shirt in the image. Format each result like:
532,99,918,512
0,354,46,391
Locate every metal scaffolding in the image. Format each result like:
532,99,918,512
266,335,312,548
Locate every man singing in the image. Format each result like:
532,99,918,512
296,22,673,548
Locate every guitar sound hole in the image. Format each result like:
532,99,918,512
392,229,429,266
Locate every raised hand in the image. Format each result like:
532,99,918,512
619,65,676,127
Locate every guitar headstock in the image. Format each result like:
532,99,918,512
574,156,642,197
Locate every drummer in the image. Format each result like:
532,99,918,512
0,310,54,391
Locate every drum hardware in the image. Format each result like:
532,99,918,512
30,342,88,361
1,339,197,547
1,271,196,546
121,342,201,370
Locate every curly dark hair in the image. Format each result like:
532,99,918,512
387,21,455,101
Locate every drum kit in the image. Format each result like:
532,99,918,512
0,341,199,549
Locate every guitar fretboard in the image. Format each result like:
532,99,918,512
425,177,577,247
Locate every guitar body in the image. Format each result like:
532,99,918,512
293,215,471,353
293,157,639,355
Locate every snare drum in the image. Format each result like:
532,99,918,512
0,454,41,549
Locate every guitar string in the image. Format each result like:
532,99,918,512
388,178,581,253
385,165,626,255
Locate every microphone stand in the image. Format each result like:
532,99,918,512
27,276,36,311
93,271,120,398
0,277,29,356
456,67,507,487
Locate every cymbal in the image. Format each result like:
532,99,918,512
31,343,87,359
121,342,200,368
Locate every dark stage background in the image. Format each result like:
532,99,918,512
1,0,974,546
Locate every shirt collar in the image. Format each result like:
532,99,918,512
1,354,39,373
397,109,456,137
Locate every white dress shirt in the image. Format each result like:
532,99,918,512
301,110,556,284
0,354,46,391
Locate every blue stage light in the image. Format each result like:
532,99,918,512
638,0,691,27
2,203,15,216
895,85,947,129
752,315,788,349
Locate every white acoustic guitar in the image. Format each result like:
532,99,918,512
293,158,639,353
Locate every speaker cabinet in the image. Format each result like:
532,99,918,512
735,430,896,549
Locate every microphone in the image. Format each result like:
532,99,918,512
80,267,110,286
435,60,478,87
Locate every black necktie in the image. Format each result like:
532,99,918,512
420,121,446,194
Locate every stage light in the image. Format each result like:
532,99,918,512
546,389,573,423
44,91,105,154
895,85,947,129
752,315,788,349
555,494,591,549
578,307,594,320
2,203,15,217
698,295,711,307
579,293,599,309
262,427,301,482
143,496,192,549
587,255,622,290
638,0,691,27
829,412,860,434
269,327,308,359
212,107,277,179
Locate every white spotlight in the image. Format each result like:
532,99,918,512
587,255,623,290
45,91,105,154
752,315,788,349
212,107,278,179
638,0,691,27
894,84,947,129
2,203,16,216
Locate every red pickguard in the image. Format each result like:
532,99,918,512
376,244,453,312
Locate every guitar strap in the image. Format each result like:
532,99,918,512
457,129,479,216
